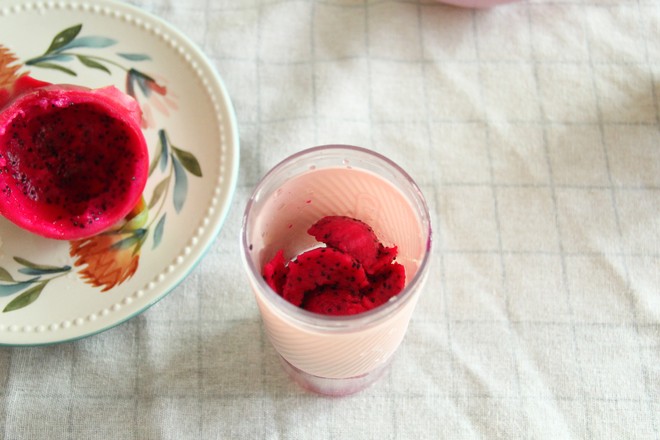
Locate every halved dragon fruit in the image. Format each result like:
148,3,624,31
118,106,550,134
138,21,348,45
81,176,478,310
262,215,406,316
0,76,149,240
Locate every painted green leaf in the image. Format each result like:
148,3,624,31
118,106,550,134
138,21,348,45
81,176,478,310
148,176,170,209
0,267,14,282
45,24,82,54
148,143,162,177
172,157,188,214
25,54,75,65
121,207,148,232
153,214,166,249
158,130,169,172
59,36,117,51
117,53,151,61
110,229,147,251
14,256,70,276
31,62,77,76
3,281,47,313
17,265,71,276
135,71,157,97
133,229,148,256
126,69,137,97
77,55,111,74
14,257,69,273
172,146,202,177
0,277,41,297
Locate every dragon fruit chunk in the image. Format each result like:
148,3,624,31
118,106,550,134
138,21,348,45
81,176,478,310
261,216,406,316
302,286,369,316
361,262,406,310
282,247,368,307
262,249,288,295
0,77,149,240
307,215,398,275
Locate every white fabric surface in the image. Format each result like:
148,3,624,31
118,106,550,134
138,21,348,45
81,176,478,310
1,0,659,438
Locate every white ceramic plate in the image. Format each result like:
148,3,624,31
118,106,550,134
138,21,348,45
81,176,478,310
0,0,239,345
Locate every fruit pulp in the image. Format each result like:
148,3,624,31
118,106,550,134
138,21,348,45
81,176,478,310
0,79,148,240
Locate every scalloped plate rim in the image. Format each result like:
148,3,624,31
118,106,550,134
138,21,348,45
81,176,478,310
0,0,240,346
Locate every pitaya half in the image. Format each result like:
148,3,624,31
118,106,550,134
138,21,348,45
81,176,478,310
0,76,149,240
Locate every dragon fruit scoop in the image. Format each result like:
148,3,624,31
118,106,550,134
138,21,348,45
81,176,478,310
308,215,398,275
263,249,288,295
0,76,149,240
302,286,369,316
282,247,368,307
361,262,406,311
262,215,406,316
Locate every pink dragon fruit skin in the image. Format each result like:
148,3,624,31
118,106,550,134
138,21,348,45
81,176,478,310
0,76,149,240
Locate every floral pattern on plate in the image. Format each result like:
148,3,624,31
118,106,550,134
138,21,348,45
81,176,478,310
0,24,202,312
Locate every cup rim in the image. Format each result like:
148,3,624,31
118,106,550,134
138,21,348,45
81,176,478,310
240,144,433,332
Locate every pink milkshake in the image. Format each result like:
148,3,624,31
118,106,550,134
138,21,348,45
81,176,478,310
241,145,432,396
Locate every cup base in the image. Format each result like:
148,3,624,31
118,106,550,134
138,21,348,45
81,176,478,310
278,355,392,397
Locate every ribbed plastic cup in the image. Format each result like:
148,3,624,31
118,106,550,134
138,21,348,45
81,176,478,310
240,145,432,396
436,0,519,7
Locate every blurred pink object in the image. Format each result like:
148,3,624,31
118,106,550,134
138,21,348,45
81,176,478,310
437,0,519,7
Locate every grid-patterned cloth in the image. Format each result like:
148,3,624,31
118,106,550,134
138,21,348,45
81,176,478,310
2,0,659,438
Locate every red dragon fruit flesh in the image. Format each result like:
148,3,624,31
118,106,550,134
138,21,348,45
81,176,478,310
302,286,369,316
308,215,398,275
262,215,406,316
282,246,369,307
361,262,406,311
0,76,149,240
263,249,288,296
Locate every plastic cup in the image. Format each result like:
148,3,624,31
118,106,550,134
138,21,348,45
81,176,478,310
240,145,432,396
436,0,519,7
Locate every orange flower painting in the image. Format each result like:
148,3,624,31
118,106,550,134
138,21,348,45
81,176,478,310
0,45,23,89
0,45,26,105
69,198,148,292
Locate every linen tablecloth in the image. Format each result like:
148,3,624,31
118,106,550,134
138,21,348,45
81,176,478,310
1,0,659,438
